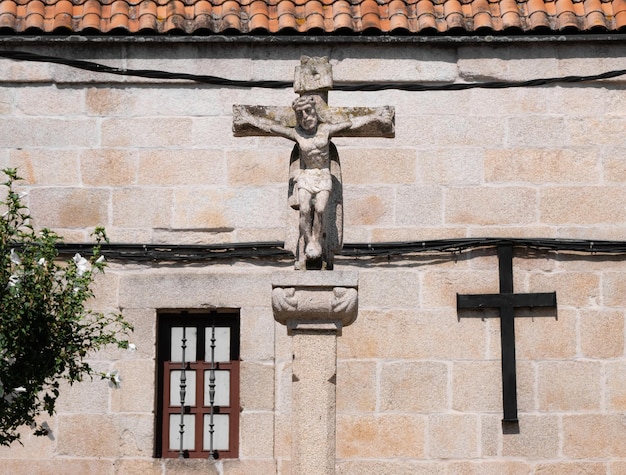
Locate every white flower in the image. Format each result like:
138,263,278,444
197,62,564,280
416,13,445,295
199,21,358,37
37,257,46,266
73,253,90,276
4,386,26,404
127,343,137,352
9,249,21,265
105,370,121,388
95,255,105,264
7,274,19,288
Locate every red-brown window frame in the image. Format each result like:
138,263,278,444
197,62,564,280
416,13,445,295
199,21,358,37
155,310,240,459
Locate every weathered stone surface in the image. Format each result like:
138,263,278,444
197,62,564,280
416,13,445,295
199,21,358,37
538,361,603,411
337,414,426,458
380,361,448,412
428,414,480,459
501,415,560,458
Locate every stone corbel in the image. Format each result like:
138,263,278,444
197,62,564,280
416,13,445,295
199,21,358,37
271,271,358,334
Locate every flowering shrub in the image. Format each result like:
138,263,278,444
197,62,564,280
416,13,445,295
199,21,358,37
0,168,132,446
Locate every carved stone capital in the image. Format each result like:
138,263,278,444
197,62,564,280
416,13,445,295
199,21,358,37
271,271,358,334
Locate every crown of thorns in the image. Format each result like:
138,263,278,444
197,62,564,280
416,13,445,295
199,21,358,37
292,95,317,111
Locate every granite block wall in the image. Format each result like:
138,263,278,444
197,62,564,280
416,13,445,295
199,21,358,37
1,39,626,474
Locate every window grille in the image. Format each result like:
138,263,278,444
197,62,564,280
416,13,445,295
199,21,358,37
156,310,240,459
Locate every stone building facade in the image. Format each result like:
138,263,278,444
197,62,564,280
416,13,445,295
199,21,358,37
1,30,626,475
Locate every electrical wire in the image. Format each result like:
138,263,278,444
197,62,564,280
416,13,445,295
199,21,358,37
1,49,625,91
44,238,626,262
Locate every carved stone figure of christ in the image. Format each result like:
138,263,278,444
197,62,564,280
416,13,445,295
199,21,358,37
234,94,393,269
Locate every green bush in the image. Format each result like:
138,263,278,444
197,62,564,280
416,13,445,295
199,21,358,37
0,168,132,446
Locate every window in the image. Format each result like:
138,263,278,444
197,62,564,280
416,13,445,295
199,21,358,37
156,310,240,459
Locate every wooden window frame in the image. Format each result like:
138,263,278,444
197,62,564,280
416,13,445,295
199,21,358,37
155,310,240,459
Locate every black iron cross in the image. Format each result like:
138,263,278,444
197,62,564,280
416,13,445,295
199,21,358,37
456,244,557,423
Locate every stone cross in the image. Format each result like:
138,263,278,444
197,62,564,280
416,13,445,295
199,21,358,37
457,244,557,423
233,56,394,270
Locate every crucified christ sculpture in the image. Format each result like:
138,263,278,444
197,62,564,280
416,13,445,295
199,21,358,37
233,56,394,270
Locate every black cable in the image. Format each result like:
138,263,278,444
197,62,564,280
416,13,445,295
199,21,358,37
41,238,626,262
1,49,626,91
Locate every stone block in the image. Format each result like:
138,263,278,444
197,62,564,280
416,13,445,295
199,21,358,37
538,361,602,411
110,359,156,413
0,417,56,459
603,149,626,182
240,362,274,410
485,148,601,184
480,415,500,457
379,361,448,413
55,362,110,413
507,116,568,148
192,117,240,149
395,185,444,227
421,269,498,309
563,414,626,458
240,307,275,361
28,187,110,228
87,87,221,117
606,361,626,411
428,414,479,459
514,309,576,360
239,411,274,458
113,459,163,475
119,271,271,309
445,187,537,226
530,271,599,308
341,147,416,185
343,185,395,226
417,147,483,186
220,460,278,475
452,361,503,413
112,187,173,228
442,460,532,475
118,308,156,359
540,186,626,225
0,459,114,475
535,462,607,475
226,148,287,186
430,115,506,148
337,414,426,459
580,308,624,358
17,85,84,116
117,414,155,457
337,461,440,475
458,45,558,82
358,269,419,309
81,149,138,186
139,149,226,186
101,118,192,147
0,118,98,148
163,459,219,475
172,185,286,230
602,271,626,307
370,225,467,243
567,117,626,147
0,57,54,83
0,87,13,114
501,415,560,458
9,149,81,185
336,360,377,413
57,414,121,457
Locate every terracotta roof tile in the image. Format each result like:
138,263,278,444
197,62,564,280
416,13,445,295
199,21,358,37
2,0,626,35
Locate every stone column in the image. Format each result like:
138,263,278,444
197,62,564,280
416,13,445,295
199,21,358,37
272,271,358,475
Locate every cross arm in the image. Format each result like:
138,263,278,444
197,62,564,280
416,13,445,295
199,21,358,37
232,105,395,138
457,292,557,311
